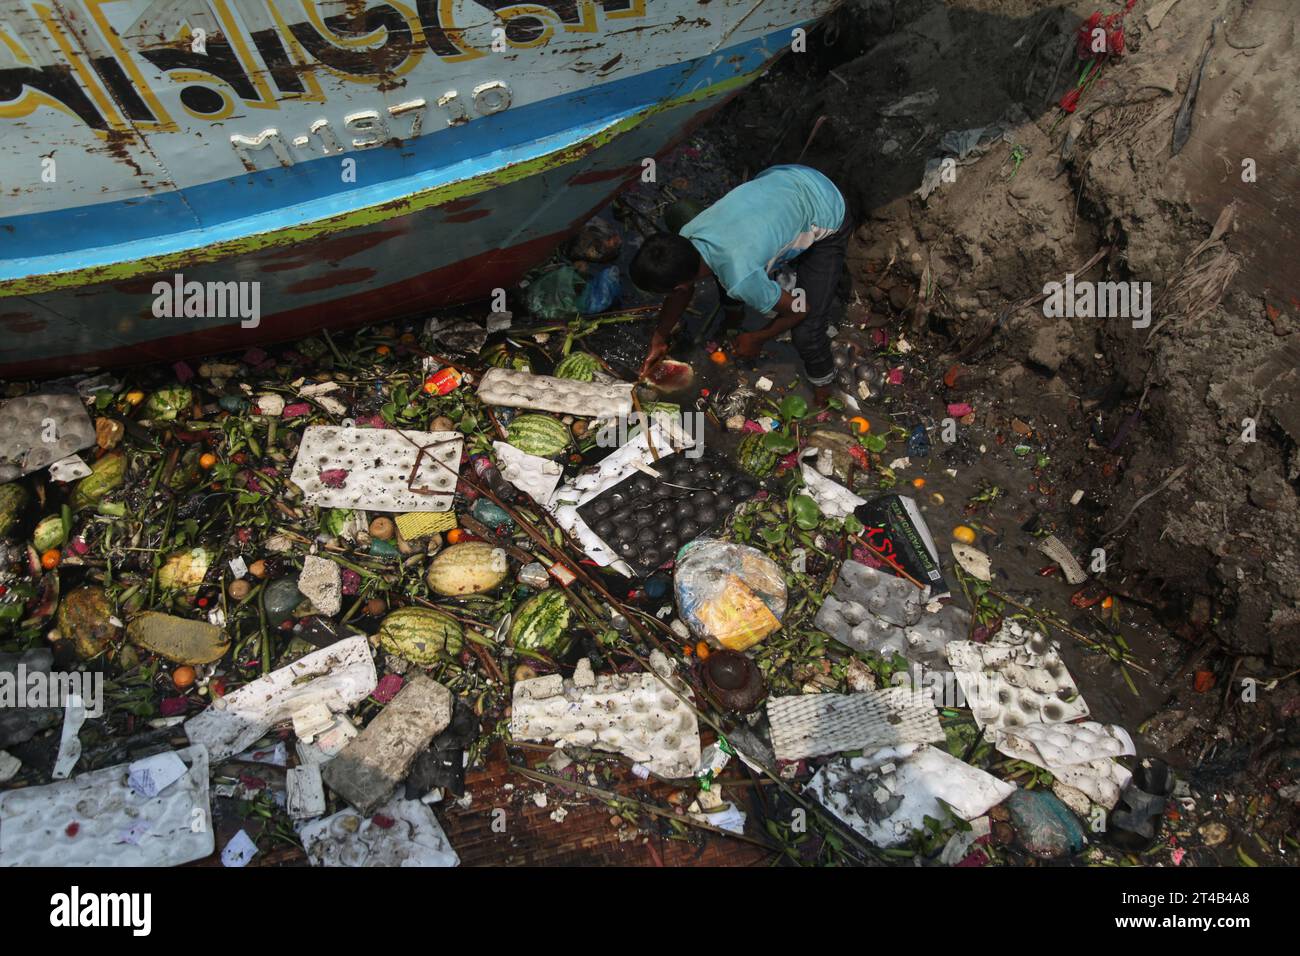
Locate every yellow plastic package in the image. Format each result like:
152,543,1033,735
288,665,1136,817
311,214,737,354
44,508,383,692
674,540,787,651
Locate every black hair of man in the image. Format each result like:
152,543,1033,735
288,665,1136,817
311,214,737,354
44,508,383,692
628,233,702,294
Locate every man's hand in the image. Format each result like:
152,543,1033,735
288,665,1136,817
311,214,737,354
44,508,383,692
733,331,763,359
639,331,670,378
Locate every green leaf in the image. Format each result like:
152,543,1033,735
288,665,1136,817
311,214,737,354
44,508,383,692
762,431,797,455
791,494,820,530
779,395,809,421
862,433,887,453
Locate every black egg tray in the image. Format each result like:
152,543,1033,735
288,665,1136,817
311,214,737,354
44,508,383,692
577,450,759,577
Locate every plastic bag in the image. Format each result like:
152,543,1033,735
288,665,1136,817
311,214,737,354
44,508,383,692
674,540,786,651
577,265,621,314
524,266,583,320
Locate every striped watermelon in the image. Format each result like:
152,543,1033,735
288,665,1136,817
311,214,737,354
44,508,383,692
553,352,601,381
507,414,571,458
509,589,571,656
737,432,778,477
482,342,532,372
378,606,463,664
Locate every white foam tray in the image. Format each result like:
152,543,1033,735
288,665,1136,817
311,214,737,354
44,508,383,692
300,797,459,867
0,745,213,867
808,743,1016,848
549,422,694,572
290,426,463,512
185,636,376,761
477,367,633,418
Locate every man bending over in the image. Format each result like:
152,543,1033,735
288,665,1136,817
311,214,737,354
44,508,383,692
628,164,852,405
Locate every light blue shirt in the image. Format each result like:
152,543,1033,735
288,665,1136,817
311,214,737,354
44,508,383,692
681,165,845,315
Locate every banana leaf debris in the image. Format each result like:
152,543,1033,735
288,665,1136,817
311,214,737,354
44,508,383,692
0,304,1210,867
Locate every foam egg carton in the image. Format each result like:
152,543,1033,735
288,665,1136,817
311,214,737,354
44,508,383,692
290,426,463,512
300,796,459,867
765,687,944,762
185,635,377,761
0,391,95,481
807,743,1016,848
0,745,213,867
995,720,1134,809
993,720,1134,769
509,654,699,778
1053,758,1133,809
946,631,1089,731
814,562,966,667
550,421,694,571
477,367,633,419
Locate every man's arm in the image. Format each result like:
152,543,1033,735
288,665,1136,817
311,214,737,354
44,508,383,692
733,290,803,356
639,282,695,377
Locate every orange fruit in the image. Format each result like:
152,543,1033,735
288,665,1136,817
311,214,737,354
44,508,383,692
172,665,197,690
709,350,727,364
848,417,870,434
375,345,391,356
952,525,977,544
911,477,926,489
40,548,61,570
446,528,465,544
198,452,217,469
695,641,711,660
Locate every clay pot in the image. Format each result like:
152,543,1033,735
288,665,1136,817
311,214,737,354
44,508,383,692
701,650,766,714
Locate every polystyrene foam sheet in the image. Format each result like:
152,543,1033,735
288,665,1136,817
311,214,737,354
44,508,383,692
290,426,462,512
185,636,376,761
808,744,1016,847
300,797,459,867
0,745,212,867
477,367,632,418
766,688,944,762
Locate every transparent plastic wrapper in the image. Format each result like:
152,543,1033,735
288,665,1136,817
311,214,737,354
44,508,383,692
674,540,786,651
